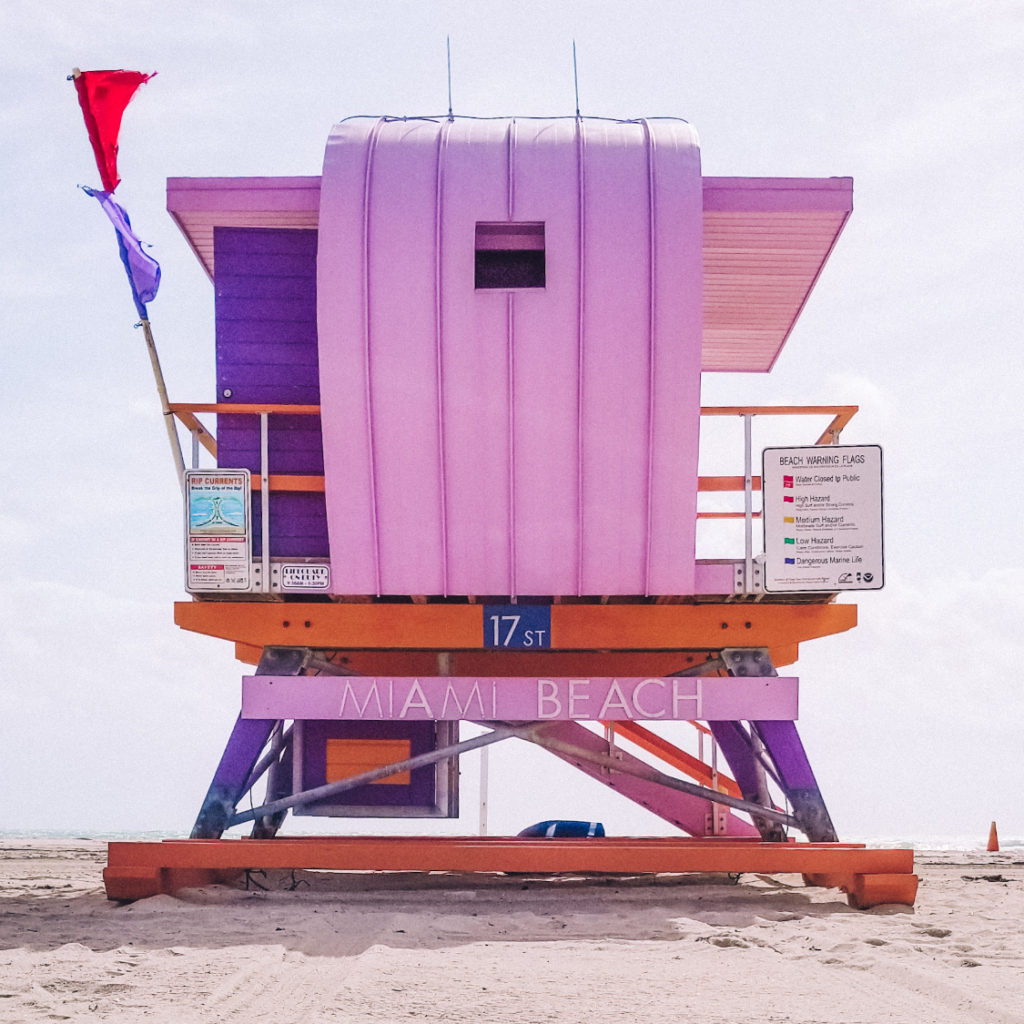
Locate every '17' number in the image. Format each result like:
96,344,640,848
489,614,521,647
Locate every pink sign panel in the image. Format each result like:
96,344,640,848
242,675,798,723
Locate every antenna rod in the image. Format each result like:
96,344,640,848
447,36,454,120
573,40,580,119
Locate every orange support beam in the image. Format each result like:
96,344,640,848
610,721,743,798
104,836,916,908
176,601,856,652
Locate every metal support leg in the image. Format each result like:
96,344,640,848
251,724,293,839
719,647,838,843
754,720,838,842
190,647,306,839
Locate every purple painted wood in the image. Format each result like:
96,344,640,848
754,719,837,842
753,720,818,789
214,225,329,558
530,720,757,837
191,714,276,838
192,648,305,837
241,675,799,722
217,319,317,346
709,721,764,798
296,721,436,811
251,494,327,557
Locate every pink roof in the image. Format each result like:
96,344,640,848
168,172,851,373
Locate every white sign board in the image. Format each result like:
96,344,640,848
762,445,884,593
185,469,252,592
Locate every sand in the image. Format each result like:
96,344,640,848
1,840,1022,1023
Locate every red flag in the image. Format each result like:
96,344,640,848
73,69,155,192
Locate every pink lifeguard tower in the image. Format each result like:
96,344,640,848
105,116,916,907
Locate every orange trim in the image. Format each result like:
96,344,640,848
104,837,914,904
203,472,773,497
169,403,322,416
234,642,262,666
175,601,856,651
699,405,858,446
249,475,326,493
698,475,762,492
768,644,800,668
697,512,762,520
172,403,852,423
549,603,856,651
176,602,481,649
173,410,218,458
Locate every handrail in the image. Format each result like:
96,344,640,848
168,403,322,415
700,405,858,447
170,402,858,503
171,401,857,596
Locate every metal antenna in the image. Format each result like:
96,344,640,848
572,40,581,119
446,36,454,120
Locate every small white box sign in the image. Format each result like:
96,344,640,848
280,563,331,590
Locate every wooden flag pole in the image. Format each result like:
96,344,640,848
140,317,186,493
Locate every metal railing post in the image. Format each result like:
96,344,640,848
260,412,270,594
743,412,753,595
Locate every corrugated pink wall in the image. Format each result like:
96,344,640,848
317,117,703,596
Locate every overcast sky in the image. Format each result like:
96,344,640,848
1,0,1021,843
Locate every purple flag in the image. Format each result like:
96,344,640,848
82,185,160,319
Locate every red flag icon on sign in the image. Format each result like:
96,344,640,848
783,475,794,487
73,69,155,192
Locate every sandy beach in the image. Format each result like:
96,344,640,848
1,841,1022,1023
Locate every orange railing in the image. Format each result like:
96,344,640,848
170,402,857,594
170,402,857,497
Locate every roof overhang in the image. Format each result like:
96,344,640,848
167,174,852,373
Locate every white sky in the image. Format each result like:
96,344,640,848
1,0,1022,842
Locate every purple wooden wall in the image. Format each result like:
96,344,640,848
214,226,328,557
297,721,437,812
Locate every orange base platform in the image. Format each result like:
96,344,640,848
104,836,917,908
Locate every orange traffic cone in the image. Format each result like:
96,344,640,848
987,821,999,852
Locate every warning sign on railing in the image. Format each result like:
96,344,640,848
184,469,252,592
762,445,884,593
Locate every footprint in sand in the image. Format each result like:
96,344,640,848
698,934,749,948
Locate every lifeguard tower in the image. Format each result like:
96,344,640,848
105,116,916,907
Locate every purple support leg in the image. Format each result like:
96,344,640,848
710,721,786,842
754,720,837,842
191,648,306,839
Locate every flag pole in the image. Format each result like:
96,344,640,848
139,317,186,493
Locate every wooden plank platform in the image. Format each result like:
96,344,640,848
104,836,917,908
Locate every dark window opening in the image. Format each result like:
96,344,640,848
475,222,545,289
